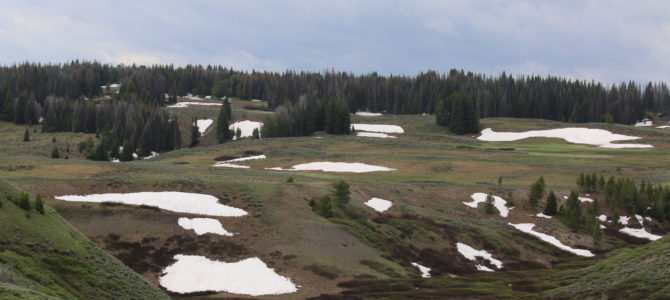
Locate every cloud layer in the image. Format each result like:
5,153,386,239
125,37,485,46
0,0,668,83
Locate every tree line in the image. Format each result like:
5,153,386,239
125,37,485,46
1,62,669,126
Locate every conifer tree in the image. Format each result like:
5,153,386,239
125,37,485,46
485,193,495,214
23,128,30,142
34,194,44,214
51,147,60,158
190,117,200,147
528,177,546,209
119,141,134,161
564,191,582,232
252,128,260,139
216,103,232,143
18,192,30,211
543,190,558,216
331,180,351,208
236,127,242,139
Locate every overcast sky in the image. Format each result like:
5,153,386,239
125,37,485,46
0,0,668,83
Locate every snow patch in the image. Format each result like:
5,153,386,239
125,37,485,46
597,214,608,222
266,162,396,173
562,195,594,202
159,255,297,295
196,119,213,135
656,125,670,129
229,120,263,139
55,192,247,217
351,123,404,134
178,217,234,236
508,223,594,257
355,111,383,116
167,102,222,108
364,197,393,213
536,212,552,219
634,119,653,127
478,127,652,149
619,216,630,225
411,262,431,278
212,155,267,168
463,193,511,217
619,227,662,241
357,132,397,138
456,242,503,270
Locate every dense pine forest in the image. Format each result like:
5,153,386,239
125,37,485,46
0,61,669,125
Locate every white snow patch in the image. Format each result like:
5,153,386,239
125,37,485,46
266,162,396,173
144,151,159,160
597,215,608,222
463,193,511,217
619,216,630,225
456,242,503,270
364,197,393,213
212,155,267,168
357,132,397,138
536,212,552,219
229,120,263,139
355,111,383,116
159,255,297,296
600,224,606,229
251,99,262,102
635,214,645,226
478,127,652,149
55,192,247,217
508,223,594,257
351,123,404,134
196,119,213,135
111,159,120,163
178,217,234,236
411,262,431,278
562,195,594,202
656,125,670,129
476,265,495,272
619,227,662,241
167,101,222,108
635,119,653,127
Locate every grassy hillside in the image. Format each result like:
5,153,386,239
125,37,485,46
0,179,168,300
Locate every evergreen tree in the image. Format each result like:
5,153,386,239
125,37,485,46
543,190,558,216
216,103,232,143
528,177,546,209
564,191,582,232
23,128,30,142
485,193,495,214
236,127,242,139
223,98,232,120
331,180,351,208
435,98,449,126
50,147,60,158
309,195,334,218
119,141,134,161
190,117,200,147
18,192,30,211
34,194,44,214
252,128,260,139
591,221,603,245
436,92,480,134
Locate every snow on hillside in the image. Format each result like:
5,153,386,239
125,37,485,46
463,193,511,217
478,127,652,149
266,162,396,173
508,223,594,257
456,242,503,271
178,217,234,236
364,197,393,213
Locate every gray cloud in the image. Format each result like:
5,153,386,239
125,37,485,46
0,0,668,83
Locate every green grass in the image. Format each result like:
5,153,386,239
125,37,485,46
0,179,168,300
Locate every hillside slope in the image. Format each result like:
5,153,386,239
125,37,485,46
0,179,168,300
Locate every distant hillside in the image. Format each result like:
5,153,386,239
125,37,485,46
0,179,168,300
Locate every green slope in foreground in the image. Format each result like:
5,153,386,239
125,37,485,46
0,179,168,300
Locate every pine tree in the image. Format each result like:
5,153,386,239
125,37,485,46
18,192,30,211
252,128,260,139
119,141,134,161
331,180,351,208
223,98,232,120
190,117,200,147
50,147,60,158
23,128,30,142
34,194,44,214
528,177,546,209
485,193,495,214
309,195,334,218
236,127,242,139
564,191,582,232
544,190,558,216
591,222,603,245
216,103,232,143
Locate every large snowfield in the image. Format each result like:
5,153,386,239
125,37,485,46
55,192,248,217
229,120,263,139
478,127,653,148
508,223,594,257
159,255,298,296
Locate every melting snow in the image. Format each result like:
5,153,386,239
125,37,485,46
563,195,594,203
635,214,645,226
357,132,397,138
411,262,431,278
167,102,223,108
508,223,594,257
55,192,248,217
597,215,608,222
229,120,263,139
619,216,630,225
656,125,670,129
196,119,213,135
476,265,495,272
619,227,662,241
456,242,503,271
143,151,159,160
478,128,652,149
178,217,234,236
355,111,383,116
159,255,297,296
351,124,404,134
212,155,267,168
536,212,552,219
634,119,653,127
266,162,396,173
364,197,393,213
463,193,511,217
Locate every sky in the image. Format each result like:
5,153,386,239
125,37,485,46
0,0,669,84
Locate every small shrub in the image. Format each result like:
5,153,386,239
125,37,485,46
286,176,294,183
50,147,60,159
